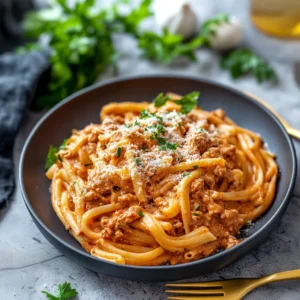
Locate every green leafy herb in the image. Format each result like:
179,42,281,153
201,13,229,45
174,91,199,114
193,166,198,169
182,172,191,178
135,158,142,166
125,123,133,128
57,154,63,162
134,120,141,126
138,211,144,217
45,145,59,171
198,128,205,133
193,213,199,216
195,205,200,211
116,146,124,158
153,92,171,107
42,282,78,300
138,29,204,64
220,48,277,83
59,138,69,150
73,181,77,186
140,109,154,119
159,142,178,151
19,0,151,109
112,0,152,36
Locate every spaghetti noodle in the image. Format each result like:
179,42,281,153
45,92,278,266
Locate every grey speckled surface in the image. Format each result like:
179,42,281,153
1,0,300,299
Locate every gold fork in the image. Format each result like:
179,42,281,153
244,91,300,140
165,269,300,300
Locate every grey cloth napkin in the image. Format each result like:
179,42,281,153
0,50,49,206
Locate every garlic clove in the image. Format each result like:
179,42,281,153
208,16,243,51
165,3,198,39
154,0,198,40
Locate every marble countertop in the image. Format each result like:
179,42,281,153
1,0,300,299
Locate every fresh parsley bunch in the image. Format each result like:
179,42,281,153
19,0,152,109
221,48,277,83
42,282,78,300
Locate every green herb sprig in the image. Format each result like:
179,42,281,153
45,138,69,171
42,282,78,300
153,91,200,114
221,48,277,83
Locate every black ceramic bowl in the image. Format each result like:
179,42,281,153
19,75,296,281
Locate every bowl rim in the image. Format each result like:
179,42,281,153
19,74,297,271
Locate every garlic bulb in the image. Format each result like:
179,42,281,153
154,0,198,39
208,16,243,51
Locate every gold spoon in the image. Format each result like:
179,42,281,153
244,91,300,140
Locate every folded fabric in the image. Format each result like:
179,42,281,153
0,50,49,206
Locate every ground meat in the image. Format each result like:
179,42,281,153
220,145,236,157
202,147,221,158
187,132,211,155
101,206,141,242
118,193,138,205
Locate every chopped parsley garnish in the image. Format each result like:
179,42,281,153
159,142,178,151
138,211,144,217
153,93,171,107
72,181,77,186
193,213,199,216
125,123,133,128
42,282,78,300
198,128,205,133
193,166,198,169
116,147,124,158
195,205,200,211
45,138,69,171
134,120,141,126
84,163,92,167
174,91,200,114
59,138,69,150
140,109,154,119
151,91,200,114
182,172,191,178
135,158,142,166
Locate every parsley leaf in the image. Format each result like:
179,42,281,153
153,92,171,107
42,282,78,300
174,91,200,114
138,211,144,217
138,29,204,64
135,158,142,166
45,145,59,171
116,146,124,158
45,138,69,171
201,13,229,45
159,143,178,151
112,0,152,36
59,138,69,150
182,172,191,178
198,128,205,133
195,205,200,211
193,213,199,216
220,48,277,83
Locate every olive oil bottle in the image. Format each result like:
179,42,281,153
250,0,300,38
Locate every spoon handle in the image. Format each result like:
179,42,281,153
244,91,300,141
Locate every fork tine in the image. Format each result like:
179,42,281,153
167,296,224,300
166,289,224,295
165,282,223,288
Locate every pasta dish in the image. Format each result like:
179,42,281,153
45,91,278,266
